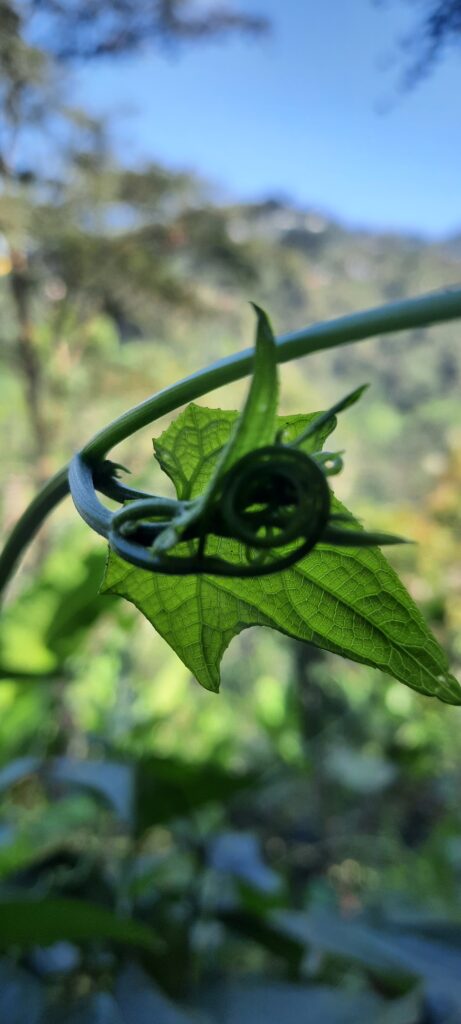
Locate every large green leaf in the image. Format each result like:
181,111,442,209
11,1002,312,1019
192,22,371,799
0,898,159,950
0,897,159,950
270,908,461,999
102,404,461,705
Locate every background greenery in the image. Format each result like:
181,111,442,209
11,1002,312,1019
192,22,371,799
1,2,461,1021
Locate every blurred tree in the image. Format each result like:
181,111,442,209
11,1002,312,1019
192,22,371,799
384,0,461,86
0,0,266,470
26,0,268,59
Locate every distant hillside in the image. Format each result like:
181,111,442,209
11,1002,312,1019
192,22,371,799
156,194,454,499
1,184,460,505
165,195,460,502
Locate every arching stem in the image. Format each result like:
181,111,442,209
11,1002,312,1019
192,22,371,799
1,287,461,597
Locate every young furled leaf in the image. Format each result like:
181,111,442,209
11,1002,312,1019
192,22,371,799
101,405,461,706
213,304,279,475
151,304,278,555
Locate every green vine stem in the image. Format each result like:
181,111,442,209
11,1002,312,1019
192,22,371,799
1,287,461,597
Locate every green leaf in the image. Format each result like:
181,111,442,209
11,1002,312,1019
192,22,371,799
0,795,101,880
0,756,133,824
50,757,134,825
152,304,278,554
208,832,280,894
135,756,257,833
214,304,279,474
290,383,368,448
154,404,335,510
0,899,159,950
102,404,461,705
270,908,461,999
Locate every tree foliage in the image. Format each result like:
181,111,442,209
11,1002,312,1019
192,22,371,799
387,0,461,85
0,0,265,467
28,0,268,59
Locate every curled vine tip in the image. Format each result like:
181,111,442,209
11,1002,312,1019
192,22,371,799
70,430,408,578
68,309,409,577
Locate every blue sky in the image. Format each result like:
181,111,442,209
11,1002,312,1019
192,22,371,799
73,0,461,237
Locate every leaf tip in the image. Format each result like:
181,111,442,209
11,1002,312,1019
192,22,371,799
249,300,266,318
348,383,370,406
249,302,275,339
435,672,461,706
195,673,221,695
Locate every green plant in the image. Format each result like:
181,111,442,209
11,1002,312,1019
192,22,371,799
2,288,461,705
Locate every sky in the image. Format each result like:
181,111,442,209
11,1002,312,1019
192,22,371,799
73,0,461,238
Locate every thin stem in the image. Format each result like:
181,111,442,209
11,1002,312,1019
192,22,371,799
1,286,461,597
10,248,48,461
1,151,48,468
0,466,70,595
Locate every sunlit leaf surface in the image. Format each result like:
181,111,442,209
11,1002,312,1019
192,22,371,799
102,404,461,705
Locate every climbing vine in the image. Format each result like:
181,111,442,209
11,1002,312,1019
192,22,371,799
1,290,461,703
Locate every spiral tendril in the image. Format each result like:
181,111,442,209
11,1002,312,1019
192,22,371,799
69,414,407,576
219,447,330,551
69,440,341,577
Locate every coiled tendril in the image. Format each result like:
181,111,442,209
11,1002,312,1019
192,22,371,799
69,444,332,578
68,306,406,577
220,445,330,553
